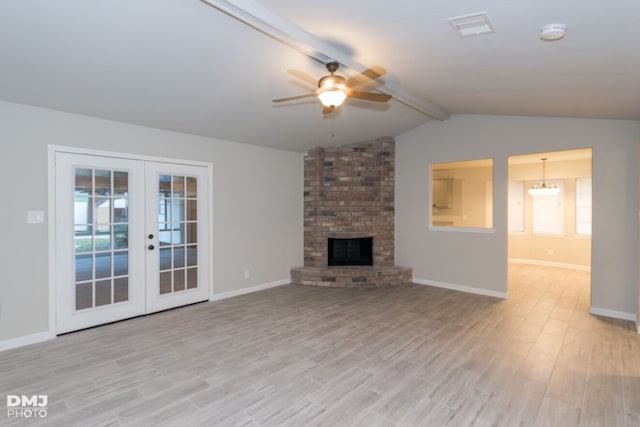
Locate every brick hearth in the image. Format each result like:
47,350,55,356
291,137,412,287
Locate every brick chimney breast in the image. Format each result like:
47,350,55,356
292,137,412,287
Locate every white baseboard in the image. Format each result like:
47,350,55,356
0,331,55,353
211,278,290,301
413,278,508,299
508,258,591,272
589,307,636,322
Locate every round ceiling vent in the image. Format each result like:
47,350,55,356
540,23,566,41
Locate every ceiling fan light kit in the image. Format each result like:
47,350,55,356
318,70,347,107
318,87,347,108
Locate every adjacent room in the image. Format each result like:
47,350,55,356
1,1,639,426
508,150,593,310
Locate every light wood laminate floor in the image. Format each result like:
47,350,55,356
1,265,639,426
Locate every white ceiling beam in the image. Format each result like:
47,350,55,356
200,0,450,121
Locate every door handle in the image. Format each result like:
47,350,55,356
148,244,155,250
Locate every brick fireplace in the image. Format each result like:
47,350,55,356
291,137,412,287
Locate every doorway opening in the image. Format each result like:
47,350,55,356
507,148,593,313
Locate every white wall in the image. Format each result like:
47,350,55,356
396,114,639,317
0,101,303,343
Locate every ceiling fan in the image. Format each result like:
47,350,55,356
272,61,392,114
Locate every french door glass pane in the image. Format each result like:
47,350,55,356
173,247,185,268
75,168,92,195
160,248,171,270
113,172,128,196
95,228,111,251
172,176,185,197
114,251,128,276
186,177,197,197
160,272,172,294
186,200,197,221
95,170,111,196
172,200,184,223
76,283,92,310
75,254,92,282
75,229,92,253
186,268,197,289
174,270,185,291
114,224,128,249
113,277,129,303
114,198,128,222
95,253,111,279
95,280,112,306
74,167,130,310
187,245,197,266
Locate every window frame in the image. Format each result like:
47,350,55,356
531,179,565,235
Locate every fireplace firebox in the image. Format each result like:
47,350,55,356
328,237,373,266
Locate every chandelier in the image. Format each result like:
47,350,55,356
528,158,560,196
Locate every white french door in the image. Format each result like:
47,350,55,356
54,151,210,334
144,162,209,313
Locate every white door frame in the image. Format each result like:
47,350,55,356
48,145,214,336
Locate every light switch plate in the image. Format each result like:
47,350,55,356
27,211,45,224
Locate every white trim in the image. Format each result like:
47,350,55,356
207,159,215,302
428,226,496,234
413,278,508,299
0,331,55,353
48,145,212,168
211,279,290,301
47,146,57,343
508,258,591,272
589,307,636,322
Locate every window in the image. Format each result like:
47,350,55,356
508,181,524,232
532,180,565,234
575,177,592,235
431,158,493,229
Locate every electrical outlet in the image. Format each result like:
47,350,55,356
27,211,45,224
244,269,250,280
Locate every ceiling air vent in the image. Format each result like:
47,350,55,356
447,12,495,37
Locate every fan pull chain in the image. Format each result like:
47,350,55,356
331,115,335,140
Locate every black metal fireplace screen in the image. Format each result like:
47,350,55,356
328,237,373,266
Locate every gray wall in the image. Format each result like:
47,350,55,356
396,114,639,317
0,101,303,342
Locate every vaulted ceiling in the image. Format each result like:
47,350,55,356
1,1,638,152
